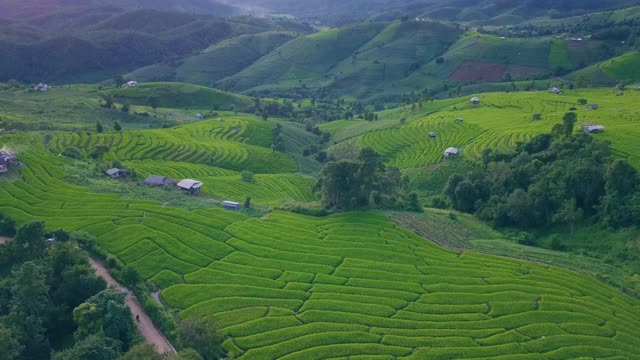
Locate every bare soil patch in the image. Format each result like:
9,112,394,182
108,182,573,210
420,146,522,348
449,61,507,82
89,258,176,355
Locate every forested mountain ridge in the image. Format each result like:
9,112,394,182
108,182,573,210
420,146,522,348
0,4,310,83
228,0,639,25
0,0,239,19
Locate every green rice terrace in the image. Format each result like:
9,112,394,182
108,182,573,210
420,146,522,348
1,146,640,358
4,2,640,359
47,115,297,174
325,88,640,169
2,82,640,359
42,113,317,205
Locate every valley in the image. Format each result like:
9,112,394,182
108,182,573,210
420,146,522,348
1,1,640,359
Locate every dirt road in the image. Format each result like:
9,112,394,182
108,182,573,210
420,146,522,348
89,258,177,355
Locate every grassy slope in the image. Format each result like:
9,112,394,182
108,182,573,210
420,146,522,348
0,84,168,130
112,22,621,104
175,32,300,87
218,22,387,92
395,32,611,94
109,82,253,110
571,52,640,86
325,21,461,99
390,209,640,294
1,153,640,358
599,52,640,81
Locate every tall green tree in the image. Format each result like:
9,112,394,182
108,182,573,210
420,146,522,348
99,94,115,109
0,324,22,360
14,221,46,261
75,289,135,350
9,262,51,359
553,199,583,240
53,334,120,360
316,160,361,209
117,344,162,360
178,319,224,360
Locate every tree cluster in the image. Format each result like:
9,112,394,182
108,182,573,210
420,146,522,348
271,123,286,152
0,216,227,360
0,220,111,360
443,113,640,233
315,148,422,212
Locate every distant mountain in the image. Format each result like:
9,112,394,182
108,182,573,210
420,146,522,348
0,3,310,83
0,0,239,19
228,0,638,25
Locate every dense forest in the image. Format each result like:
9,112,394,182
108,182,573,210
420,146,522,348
442,113,640,232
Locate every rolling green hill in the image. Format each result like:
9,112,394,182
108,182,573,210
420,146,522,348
109,82,254,110
390,32,614,98
219,22,388,92
217,21,464,100
325,21,460,99
129,31,299,86
569,52,640,86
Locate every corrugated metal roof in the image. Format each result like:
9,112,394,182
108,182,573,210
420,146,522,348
177,179,203,189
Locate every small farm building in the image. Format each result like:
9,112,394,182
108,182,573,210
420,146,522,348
177,179,203,193
586,104,599,110
122,81,138,88
429,132,437,138
444,147,459,158
105,168,127,179
0,150,16,163
35,83,49,92
583,125,605,133
456,117,464,123
143,175,173,187
196,113,205,119
223,201,241,210
548,87,561,94
470,97,480,104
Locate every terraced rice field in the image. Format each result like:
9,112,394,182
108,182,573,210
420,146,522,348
357,89,640,169
127,161,316,205
48,115,297,174
1,144,640,359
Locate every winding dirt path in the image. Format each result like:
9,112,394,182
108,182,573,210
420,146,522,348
89,258,177,355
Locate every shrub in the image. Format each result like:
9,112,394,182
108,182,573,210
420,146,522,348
62,146,83,159
0,213,17,236
431,196,448,209
241,171,254,183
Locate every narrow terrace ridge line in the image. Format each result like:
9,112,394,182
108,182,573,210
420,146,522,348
88,257,177,355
